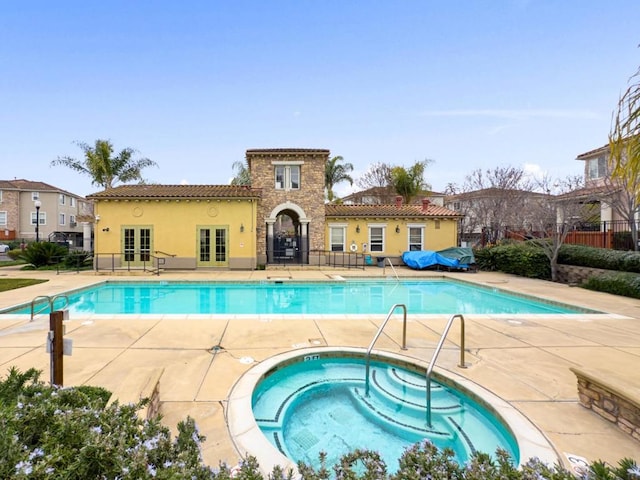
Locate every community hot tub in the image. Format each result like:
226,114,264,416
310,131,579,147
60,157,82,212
226,347,559,474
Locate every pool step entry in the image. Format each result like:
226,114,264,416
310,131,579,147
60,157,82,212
351,366,463,438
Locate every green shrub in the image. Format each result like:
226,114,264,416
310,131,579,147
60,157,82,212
558,244,640,273
474,243,551,280
582,271,640,299
17,242,68,268
62,251,92,269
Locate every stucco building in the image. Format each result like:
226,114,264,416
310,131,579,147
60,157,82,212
87,149,462,270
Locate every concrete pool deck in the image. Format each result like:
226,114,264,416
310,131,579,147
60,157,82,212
0,265,639,469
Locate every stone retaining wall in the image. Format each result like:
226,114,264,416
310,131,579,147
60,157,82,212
556,264,613,285
571,367,640,442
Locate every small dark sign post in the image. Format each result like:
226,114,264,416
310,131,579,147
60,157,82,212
49,310,64,386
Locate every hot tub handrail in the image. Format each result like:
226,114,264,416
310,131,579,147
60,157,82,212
365,303,407,395
30,295,70,321
426,313,466,426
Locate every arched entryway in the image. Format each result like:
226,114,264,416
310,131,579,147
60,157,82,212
266,202,309,265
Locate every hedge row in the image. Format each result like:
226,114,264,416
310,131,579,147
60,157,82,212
558,244,640,273
474,242,640,298
582,271,640,299
473,243,551,280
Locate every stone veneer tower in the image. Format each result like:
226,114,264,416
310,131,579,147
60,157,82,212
246,148,329,265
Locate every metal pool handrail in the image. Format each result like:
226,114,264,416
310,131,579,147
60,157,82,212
365,303,407,395
426,313,466,426
30,295,69,321
383,257,399,281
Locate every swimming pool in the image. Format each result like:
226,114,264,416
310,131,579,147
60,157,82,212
1,279,593,316
228,348,559,474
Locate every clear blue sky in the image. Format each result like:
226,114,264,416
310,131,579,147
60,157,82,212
1,1,638,198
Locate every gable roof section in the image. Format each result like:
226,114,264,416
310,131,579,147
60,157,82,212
445,187,549,202
340,186,444,203
0,179,86,198
576,144,609,160
325,203,461,218
87,184,261,200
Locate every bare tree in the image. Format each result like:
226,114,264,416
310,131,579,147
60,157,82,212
525,175,592,282
449,166,537,245
356,162,393,190
608,65,640,249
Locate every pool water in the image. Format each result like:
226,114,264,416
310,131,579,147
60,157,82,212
252,356,519,471
2,280,590,315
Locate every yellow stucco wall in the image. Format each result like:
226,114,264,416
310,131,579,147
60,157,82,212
324,217,458,255
94,199,257,268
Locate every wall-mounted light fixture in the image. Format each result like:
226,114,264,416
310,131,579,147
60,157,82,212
356,225,360,233
395,225,400,234
240,223,245,233
102,227,110,232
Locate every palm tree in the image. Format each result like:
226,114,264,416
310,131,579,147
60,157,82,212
390,160,432,205
325,156,354,202
52,139,156,189
230,160,251,185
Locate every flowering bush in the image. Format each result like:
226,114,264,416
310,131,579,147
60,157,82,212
1,367,638,480
1,367,217,479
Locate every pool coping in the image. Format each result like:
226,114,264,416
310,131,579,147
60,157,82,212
226,346,561,475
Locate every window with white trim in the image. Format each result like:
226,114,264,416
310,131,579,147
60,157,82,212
32,192,40,201
0,190,3,202
275,165,300,190
0,211,6,225
329,226,345,252
59,213,66,226
59,194,65,205
369,226,385,252
31,211,46,225
70,214,77,227
70,197,75,207
408,226,424,251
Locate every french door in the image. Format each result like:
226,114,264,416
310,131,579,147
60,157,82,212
122,227,152,265
197,226,228,267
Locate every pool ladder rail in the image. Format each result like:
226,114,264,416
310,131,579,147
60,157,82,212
426,313,466,427
30,295,70,321
363,305,466,427
365,303,408,396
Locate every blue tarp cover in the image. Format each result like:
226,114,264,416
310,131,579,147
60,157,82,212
402,248,475,270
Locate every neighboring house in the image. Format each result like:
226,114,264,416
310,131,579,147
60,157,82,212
569,143,639,249
87,149,462,270
444,187,551,246
340,186,445,207
0,179,93,248
575,143,628,225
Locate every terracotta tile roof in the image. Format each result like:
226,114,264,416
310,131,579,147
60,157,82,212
325,203,461,218
86,184,261,200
